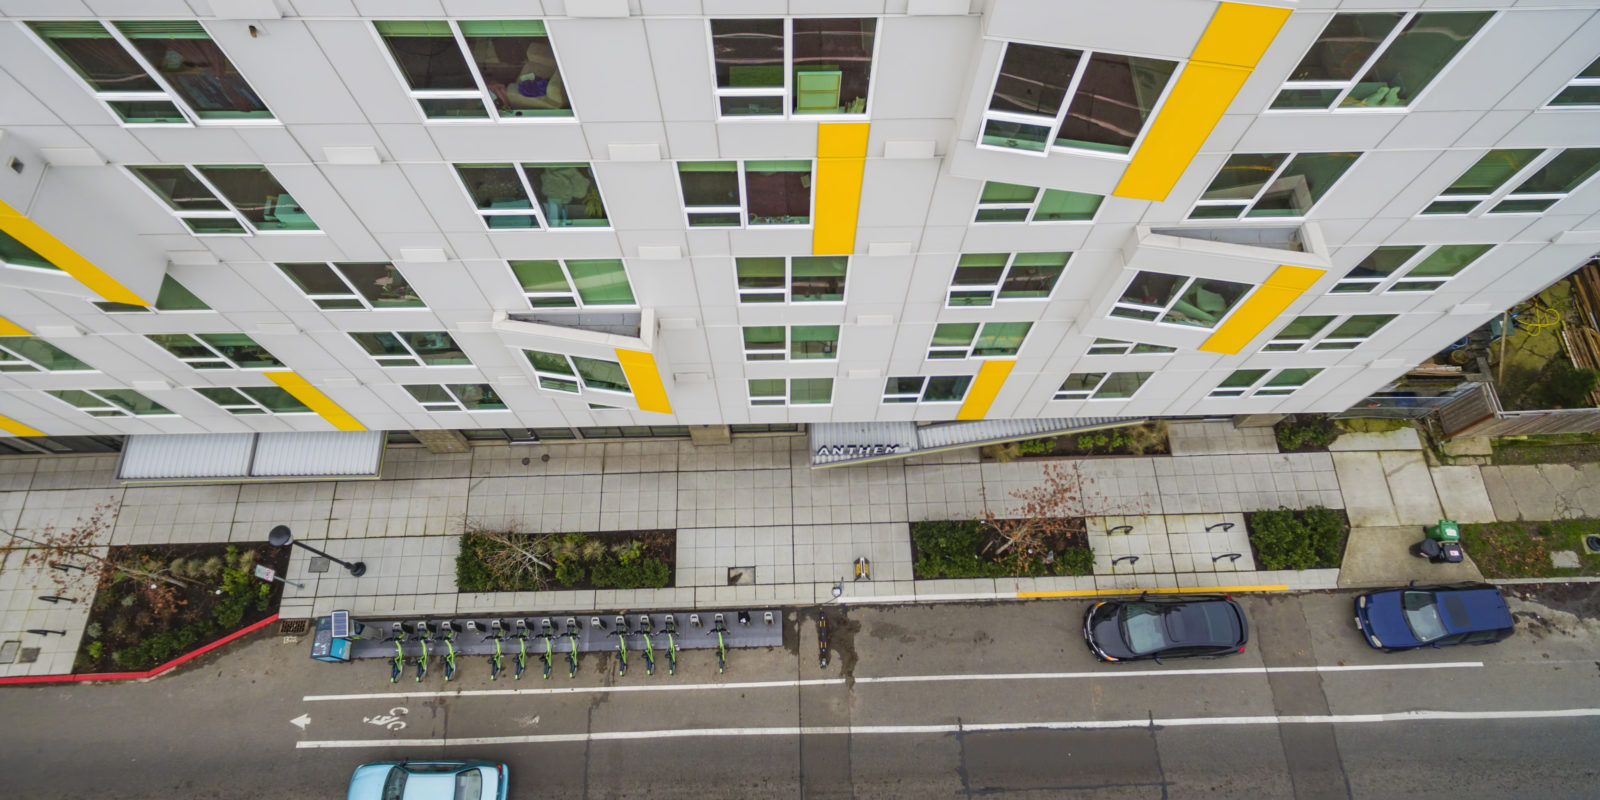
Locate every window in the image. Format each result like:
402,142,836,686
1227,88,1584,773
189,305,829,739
882,376,972,404
127,165,316,234
92,275,211,313
277,263,422,310
577,426,691,439
1054,372,1152,400
523,350,630,395
375,20,572,120
47,389,171,417
453,162,610,229
1271,12,1493,110
742,326,839,361
350,332,470,368
1549,55,1600,108
404,384,507,412
678,161,813,227
1111,272,1251,329
710,18,877,117
1422,149,1600,216
27,20,270,125
1210,368,1324,398
748,378,833,406
194,386,310,415
974,181,1102,223
736,257,846,303
510,259,634,308
1262,316,1336,352
928,322,1032,359
1,229,59,272
1332,245,1492,293
1312,315,1396,350
1190,153,1360,219
982,42,1177,155
947,253,1070,306
147,333,283,370
1085,338,1176,356
0,337,94,373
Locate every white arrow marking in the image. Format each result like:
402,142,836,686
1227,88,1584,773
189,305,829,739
290,714,311,730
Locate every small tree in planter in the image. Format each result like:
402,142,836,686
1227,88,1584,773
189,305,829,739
5,500,200,603
977,462,1134,575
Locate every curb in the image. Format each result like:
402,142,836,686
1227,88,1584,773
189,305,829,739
0,613,279,687
1489,577,1600,585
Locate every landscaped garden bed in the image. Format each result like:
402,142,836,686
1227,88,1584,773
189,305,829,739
1458,519,1600,579
75,542,286,673
1273,414,1342,452
456,528,675,592
910,519,1093,579
981,421,1170,461
1243,506,1348,570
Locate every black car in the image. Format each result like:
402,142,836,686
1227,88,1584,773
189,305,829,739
1083,593,1249,662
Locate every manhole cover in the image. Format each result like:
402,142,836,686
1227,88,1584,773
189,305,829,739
1584,535,1600,555
308,557,331,573
278,619,311,636
0,640,18,664
18,647,39,664
727,566,756,586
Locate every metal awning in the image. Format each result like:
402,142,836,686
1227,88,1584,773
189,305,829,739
809,417,1142,468
116,431,386,483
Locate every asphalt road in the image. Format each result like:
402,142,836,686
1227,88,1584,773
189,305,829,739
1,587,1597,799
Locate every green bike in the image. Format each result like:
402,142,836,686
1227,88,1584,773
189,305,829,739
564,618,580,679
709,614,728,674
440,622,458,682
663,615,680,676
638,615,656,676
536,618,556,680
413,622,430,683
512,619,529,680
610,616,630,677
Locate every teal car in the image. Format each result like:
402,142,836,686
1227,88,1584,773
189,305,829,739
346,761,507,800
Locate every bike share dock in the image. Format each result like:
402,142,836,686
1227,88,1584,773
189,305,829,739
310,609,782,663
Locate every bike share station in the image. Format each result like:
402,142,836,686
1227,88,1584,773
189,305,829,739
310,608,783,680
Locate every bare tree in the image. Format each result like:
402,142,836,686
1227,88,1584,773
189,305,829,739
459,519,559,591
3,500,196,599
977,462,1153,574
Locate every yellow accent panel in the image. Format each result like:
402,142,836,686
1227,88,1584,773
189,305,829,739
265,372,367,431
0,316,31,336
1199,265,1326,355
1113,3,1291,202
1189,2,1293,68
0,199,150,306
956,360,1015,421
0,414,45,437
614,348,673,415
812,123,870,256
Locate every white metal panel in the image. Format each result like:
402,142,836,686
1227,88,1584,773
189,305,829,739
251,431,386,477
117,433,256,480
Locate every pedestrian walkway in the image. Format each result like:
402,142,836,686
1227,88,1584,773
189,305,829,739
0,420,1583,678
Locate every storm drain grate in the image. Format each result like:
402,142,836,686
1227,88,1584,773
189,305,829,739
18,647,39,664
0,640,18,664
308,557,331,573
278,619,311,636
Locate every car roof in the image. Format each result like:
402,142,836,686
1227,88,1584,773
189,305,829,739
1434,586,1513,633
1119,597,1242,647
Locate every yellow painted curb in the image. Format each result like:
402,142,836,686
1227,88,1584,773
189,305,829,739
1018,585,1290,599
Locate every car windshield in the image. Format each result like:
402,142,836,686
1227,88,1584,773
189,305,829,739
1119,603,1170,654
381,768,407,800
1401,591,1449,642
455,770,482,800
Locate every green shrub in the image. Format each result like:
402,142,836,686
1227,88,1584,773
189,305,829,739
255,581,273,611
85,622,102,640
1051,547,1096,576
1247,506,1346,570
112,625,202,670
911,520,1008,579
1092,433,1110,448
1018,438,1056,456
1276,415,1341,451
588,557,670,589
454,532,495,592
1076,435,1096,452
1533,361,1599,409
553,559,586,587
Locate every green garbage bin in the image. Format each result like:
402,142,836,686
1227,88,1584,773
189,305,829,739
1425,520,1460,542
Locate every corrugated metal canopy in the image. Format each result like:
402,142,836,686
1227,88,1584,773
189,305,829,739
117,431,385,483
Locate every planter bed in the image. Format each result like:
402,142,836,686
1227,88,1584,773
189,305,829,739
1243,507,1349,570
910,519,1093,579
456,529,675,592
980,423,1170,461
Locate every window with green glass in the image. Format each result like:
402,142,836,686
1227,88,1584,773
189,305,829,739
677,160,812,227
1263,315,1336,352
453,162,609,229
148,333,282,370
1422,149,1543,215
1085,338,1177,356
404,384,506,412
1487,149,1600,214
736,256,846,303
948,252,1070,306
0,337,94,373
128,164,314,234
711,18,877,118
28,20,266,124
48,388,171,417
982,41,1176,155
1332,246,1423,293
1271,12,1493,110
882,375,973,404
1111,271,1251,329
741,325,838,361
522,349,629,396
1055,372,1151,400
1312,315,1397,349
928,321,1032,359
1211,367,1322,398
375,20,571,120
510,259,634,307
975,181,1102,223
276,263,422,310
195,386,310,415
1191,153,1359,219
349,331,469,367
193,166,316,232
1209,369,1271,398
1548,55,1600,108
1389,245,1492,292
0,229,58,271
91,274,209,312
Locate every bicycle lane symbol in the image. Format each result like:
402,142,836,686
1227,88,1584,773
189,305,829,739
363,706,408,731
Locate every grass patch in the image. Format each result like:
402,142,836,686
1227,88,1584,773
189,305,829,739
910,519,1093,579
1244,507,1347,570
1336,418,1409,434
1458,519,1600,579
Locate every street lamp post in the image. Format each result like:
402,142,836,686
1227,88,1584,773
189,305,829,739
267,525,366,577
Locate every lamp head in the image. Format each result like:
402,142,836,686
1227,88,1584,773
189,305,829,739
267,525,293,547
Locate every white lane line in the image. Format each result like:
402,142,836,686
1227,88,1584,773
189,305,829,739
294,706,1600,749
302,678,845,703
854,662,1483,684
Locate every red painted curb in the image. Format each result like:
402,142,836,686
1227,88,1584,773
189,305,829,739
0,613,280,686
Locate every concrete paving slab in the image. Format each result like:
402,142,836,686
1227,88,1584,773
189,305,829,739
1379,451,1443,525
1332,452,1398,527
1479,464,1600,521
1429,466,1496,523
1337,526,1483,588
1329,428,1423,451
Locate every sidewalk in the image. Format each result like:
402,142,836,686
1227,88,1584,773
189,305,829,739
0,421,1575,677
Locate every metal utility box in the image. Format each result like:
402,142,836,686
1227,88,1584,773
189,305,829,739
310,610,366,663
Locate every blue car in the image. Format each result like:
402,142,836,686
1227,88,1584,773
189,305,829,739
346,761,508,800
1354,582,1514,652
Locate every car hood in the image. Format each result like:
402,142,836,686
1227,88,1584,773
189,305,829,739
1087,604,1137,659
1360,591,1422,648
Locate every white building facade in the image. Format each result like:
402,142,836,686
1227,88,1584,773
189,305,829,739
0,0,1598,453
